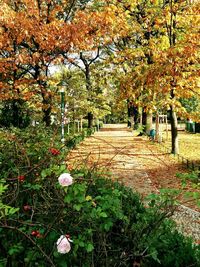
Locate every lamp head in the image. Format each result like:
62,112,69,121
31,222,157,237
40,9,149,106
58,80,67,92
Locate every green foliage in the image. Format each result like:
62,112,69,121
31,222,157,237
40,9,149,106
136,124,146,135
180,97,199,114
54,66,112,123
64,127,95,149
176,171,200,207
0,126,199,267
177,171,200,185
0,99,31,128
0,181,19,219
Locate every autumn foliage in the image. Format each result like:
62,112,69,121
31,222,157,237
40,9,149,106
0,0,128,125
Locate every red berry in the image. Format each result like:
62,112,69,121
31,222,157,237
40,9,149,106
18,175,25,182
36,232,42,238
31,231,37,236
32,230,40,237
49,148,60,156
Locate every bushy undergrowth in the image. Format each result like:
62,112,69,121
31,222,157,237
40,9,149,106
0,126,200,267
176,171,200,207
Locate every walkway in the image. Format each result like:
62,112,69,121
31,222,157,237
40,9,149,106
67,124,200,241
67,124,153,196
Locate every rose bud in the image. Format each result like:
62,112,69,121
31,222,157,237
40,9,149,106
31,231,37,236
36,232,43,238
23,205,31,211
18,175,25,182
31,230,40,237
49,148,60,156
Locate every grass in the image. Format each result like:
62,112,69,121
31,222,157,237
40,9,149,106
161,130,200,163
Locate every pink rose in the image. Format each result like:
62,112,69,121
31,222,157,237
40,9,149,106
57,235,71,254
58,173,73,187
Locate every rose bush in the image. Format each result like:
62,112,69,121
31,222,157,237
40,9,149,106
0,125,199,267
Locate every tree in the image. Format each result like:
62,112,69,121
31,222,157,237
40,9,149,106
0,0,76,125
111,0,200,153
144,0,200,153
61,2,129,127
105,0,160,130
53,61,114,128
0,99,30,128
0,0,128,127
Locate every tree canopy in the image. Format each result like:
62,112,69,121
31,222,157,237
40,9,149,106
0,0,199,152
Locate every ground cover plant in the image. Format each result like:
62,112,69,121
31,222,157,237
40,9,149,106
0,126,200,267
176,171,200,208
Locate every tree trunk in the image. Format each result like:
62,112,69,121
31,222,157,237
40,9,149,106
35,67,52,127
42,104,51,126
80,52,95,129
168,1,179,154
155,112,159,141
127,100,131,127
139,107,143,126
42,91,52,127
170,105,179,154
85,64,93,128
127,100,139,129
133,105,139,129
146,110,152,135
88,112,93,129
142,110,147,130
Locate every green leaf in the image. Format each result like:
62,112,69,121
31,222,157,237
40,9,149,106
150,249,161,264
79,241,85,248
53,251,61,258
86,243,94,252
73,204,82,211
60,165,67,172
104,221,113,231
100,212,107,218
8,243,23,255
64,194,73,203
23,183,42,190
41,169,47,178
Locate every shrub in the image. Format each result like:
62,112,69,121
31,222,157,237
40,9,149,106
176,171,200,207
0,99,31,128
0,126,199,267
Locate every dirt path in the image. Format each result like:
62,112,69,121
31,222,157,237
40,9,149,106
67,124,154,196
67,124,200,241
67,124,185,196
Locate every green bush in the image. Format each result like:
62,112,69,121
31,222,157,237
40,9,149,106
0,99,31,128
0,126,199,267
177,171,200,185
176,171,200,207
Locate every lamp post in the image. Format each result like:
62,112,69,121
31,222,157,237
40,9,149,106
58,81,66,143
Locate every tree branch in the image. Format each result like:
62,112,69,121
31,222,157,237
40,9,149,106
88,47,100,66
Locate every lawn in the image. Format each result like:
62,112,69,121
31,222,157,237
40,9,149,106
160,129,200,163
